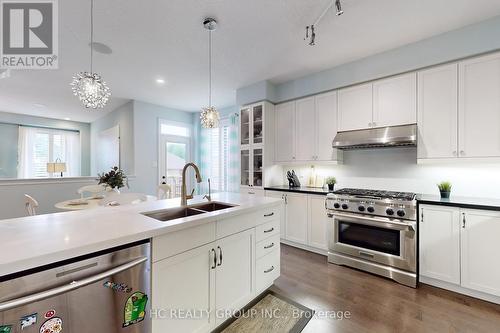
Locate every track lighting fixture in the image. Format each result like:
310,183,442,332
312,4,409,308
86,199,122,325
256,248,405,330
335,0,344,16
304,0,345,46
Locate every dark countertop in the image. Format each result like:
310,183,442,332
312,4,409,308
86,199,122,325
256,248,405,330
417,194,500,211
264,185,331,195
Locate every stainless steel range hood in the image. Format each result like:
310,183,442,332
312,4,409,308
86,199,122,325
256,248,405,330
332,124,417,150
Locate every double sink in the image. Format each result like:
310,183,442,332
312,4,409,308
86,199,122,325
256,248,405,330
143,202,237,222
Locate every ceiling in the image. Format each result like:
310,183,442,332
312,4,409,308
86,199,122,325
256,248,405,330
2,0,500,123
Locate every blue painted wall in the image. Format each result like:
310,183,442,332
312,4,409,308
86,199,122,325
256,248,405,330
237,14,500,104
0,111,91,177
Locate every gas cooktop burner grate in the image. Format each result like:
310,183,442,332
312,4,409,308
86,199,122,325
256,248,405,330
332,188,416,201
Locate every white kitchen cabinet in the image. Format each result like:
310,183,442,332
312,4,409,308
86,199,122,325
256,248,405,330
308,195,328,250
152,243,216,333
461,209,500,297
338,83,373,131
419,205,460,284
240,101,279,192
265,191,286,239
373,73,417,127
417,64,458,159
275,101,295,162
284,193,308,244
316,91,341,161
459,53,500,158
215,229,255,325
295,97,316,161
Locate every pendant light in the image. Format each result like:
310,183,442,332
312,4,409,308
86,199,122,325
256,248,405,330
71,0,111,109
200,18,220,129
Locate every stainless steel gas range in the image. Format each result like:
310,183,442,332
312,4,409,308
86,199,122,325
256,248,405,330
325,188,417,288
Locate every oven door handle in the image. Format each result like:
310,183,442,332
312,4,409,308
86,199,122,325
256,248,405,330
331,212,415,231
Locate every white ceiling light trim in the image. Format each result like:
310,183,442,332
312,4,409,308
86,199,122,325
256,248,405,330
71,0,111,109
200,17,220,129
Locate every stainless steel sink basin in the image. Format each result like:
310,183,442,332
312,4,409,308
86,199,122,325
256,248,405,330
143,207,206,222
143,201,238,222
190,202,237,212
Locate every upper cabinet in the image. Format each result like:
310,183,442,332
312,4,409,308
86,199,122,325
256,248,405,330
275,102,295,162
240,101,279,189
275,93,342,164
417,64,458,159
338,74,416,132
418,52,500,161
295,97,316,161
338,83,373,131
316,91,340,161
373,73,417,127
459,53,500,158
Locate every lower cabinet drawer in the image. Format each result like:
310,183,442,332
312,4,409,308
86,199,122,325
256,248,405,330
256,234,280,259
256,249,280,292
256,219,280,242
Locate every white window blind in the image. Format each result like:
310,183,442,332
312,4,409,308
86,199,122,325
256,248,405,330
18,126,81,178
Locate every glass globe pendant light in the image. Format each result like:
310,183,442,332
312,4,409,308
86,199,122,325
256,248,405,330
200,18,220,129
71,0,111,109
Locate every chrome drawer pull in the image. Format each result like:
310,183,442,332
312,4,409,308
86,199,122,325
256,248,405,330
264,212,274,217
264,266,275,274
264,242,275,249
263,227,274,233
359,251,374,258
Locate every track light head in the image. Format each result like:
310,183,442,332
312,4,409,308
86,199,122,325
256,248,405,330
335,0,344,16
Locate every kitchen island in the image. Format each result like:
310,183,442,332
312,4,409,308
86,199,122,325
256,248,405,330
0,193,282,333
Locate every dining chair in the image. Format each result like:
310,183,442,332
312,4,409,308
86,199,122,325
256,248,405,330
24,194,39,216
157,184,172,200
77,184,106,199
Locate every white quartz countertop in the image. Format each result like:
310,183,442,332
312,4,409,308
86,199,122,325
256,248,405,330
0,193,281,278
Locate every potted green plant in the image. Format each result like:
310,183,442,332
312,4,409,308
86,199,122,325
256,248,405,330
326,177,337,192
437,181,452,199
98,166,129,193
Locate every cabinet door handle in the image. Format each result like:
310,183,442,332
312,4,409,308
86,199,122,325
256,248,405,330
284,195,288,205
248,191,255,195
216,246,223,266
264,212,274,217
264,242,275,249
452,151,457,156
211,249,217,269
462,213,466,229
264,227,275,233
460,150,465,156
264,266,275,274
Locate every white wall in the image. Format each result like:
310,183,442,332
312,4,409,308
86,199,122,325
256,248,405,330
0,178,97,219
284,148,500,199
91,101,135,176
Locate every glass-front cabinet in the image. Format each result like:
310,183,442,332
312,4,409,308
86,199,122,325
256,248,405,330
240,104,265,146
239,101,273,190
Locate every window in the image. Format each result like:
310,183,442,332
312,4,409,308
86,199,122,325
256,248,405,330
18,126,81,178
204,119,231,192
160,123,190,137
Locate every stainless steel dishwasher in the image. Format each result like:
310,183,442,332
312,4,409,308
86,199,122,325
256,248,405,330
0,240,151,333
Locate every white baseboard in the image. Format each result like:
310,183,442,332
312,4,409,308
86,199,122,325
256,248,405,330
420,276,500,305
280,239,327,256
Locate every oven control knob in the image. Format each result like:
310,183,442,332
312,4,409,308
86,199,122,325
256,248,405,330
367,206,375,213
333,203,340,209
397,209,406,217
341,204,349,210
358,205,365,212
386,208,395,216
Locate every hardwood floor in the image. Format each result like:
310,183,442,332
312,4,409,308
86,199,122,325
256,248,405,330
271,245,500,333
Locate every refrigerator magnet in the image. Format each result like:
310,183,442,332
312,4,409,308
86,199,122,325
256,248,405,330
39,317,62,333
20,313,37,330
122,291,148,327
0,325,12,333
